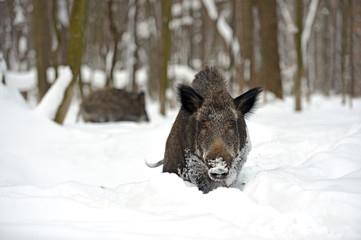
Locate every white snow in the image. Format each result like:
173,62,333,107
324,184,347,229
18,36,27,55
168,64,196,84
13,2,25,25
1,70,361,239
57,0,69,27
35,67,72,120
5,69,37,91
208,157,228,174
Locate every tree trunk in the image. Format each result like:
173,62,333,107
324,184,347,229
51,0,61,80
131,0,139,93
54,0,88,124
106,0,118,88
187,1,194,68
256,0,283,99
348,0,354,108
159,0,172,116
235,0,244,93
240,0,258,89
200,4,206,66
0,50,7,85
146,0,159,100
295,0,303,111
200,1,230,56
126,0,137,92
106,0,128,88
341,0,349,104
321,1,330,96
33,0,51,101
0,52,5,84
228,0,236,89
330,1,337,93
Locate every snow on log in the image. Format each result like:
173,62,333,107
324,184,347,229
277,0,298,33
202,0,217,20
35,67,73,120
202,0,239,56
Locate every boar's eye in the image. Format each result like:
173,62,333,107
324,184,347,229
201,121,210,130
226,121,235,130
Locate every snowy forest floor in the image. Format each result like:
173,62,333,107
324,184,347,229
1,81,361,239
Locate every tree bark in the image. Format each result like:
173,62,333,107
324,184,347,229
341,0,349,104
200,1,230,56
256,0,283,99
33,0,51,101
295,0,303,111
51,0,61,80
159,0,172,116
106,0,119,88
321,0,330,96
145,0,159,100
349,0,354,108
54,0,88,124
107,0,128,88
235,0,244,93
130,0,139,93
240,0,258,89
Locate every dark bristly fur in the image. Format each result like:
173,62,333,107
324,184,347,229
79,88,149,123
162,66,262,193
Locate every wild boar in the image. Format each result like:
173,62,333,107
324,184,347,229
162,66,262,193
79,88,149,123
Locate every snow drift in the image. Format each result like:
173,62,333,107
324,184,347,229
1,81,361,239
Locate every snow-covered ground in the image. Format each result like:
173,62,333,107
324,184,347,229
1,78,361,239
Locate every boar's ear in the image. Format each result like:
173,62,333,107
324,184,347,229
178,84,204,114
234,87,262,116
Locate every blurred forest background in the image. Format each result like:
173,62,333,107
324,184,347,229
0,0,360,123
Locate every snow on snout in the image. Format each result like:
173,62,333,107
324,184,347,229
208,157,229,177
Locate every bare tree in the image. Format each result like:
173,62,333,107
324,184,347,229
349,0,355,108
239,0,258,90
294,0,303,111
159,0,172,116
54,0,88,124
128,0,139,92
107,0,128,88
0,51,6,84
321,0,331,96
33,0,52,101
51,0,61,80
341,0,350,105
256,0,283,99
145,0,160,100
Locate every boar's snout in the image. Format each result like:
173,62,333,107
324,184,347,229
205,139,233,181
208,158,229,181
